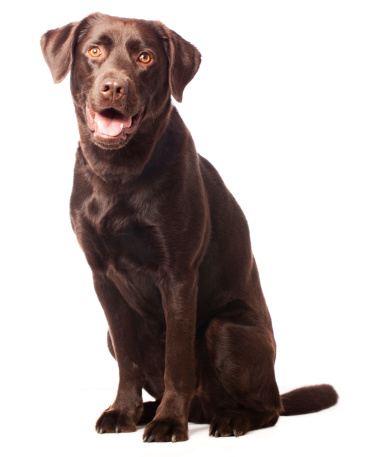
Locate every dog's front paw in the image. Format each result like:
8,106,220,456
143,418,188,442
95,407,138,434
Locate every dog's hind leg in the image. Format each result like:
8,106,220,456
205,301,282,437
138,401,161,424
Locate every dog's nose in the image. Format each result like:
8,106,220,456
100,78,128,101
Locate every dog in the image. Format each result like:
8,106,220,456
41,13,338,442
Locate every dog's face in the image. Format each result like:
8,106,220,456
41,13,201,152
72,15,170,150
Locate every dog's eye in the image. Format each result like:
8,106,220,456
88,47,102,58
138,53,152,64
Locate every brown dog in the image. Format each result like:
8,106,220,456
41,13,337,442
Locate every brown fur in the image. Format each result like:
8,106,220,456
41,13,338,442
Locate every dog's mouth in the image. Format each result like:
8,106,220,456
86,106,144,147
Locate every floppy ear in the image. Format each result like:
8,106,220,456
161,26,201,103
41,21,80,84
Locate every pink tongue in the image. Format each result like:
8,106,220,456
95,112,132,137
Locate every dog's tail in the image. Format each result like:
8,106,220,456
280,384,338,416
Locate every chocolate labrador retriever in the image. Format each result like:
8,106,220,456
41,13,337,442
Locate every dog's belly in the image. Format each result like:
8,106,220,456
105,227,165,320
75,212,166,319
107,263,165,322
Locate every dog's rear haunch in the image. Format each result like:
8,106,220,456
41,13,337,442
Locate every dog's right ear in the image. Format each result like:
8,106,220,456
41,21,80,84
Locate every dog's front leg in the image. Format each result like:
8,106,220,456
93,274,145,433
143,273,198,442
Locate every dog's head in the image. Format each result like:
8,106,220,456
41,13,201,151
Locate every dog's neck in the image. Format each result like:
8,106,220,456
75,103,191,192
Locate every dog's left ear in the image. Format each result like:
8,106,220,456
158,24,201,103
41,21,80,84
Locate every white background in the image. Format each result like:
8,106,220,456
1,1,374,456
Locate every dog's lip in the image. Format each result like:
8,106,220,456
86,106,144,140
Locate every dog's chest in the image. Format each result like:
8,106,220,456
73,193,163,275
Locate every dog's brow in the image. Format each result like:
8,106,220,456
77,24,115,46
125,37,150,53
82,33,114,47
97,34,114,46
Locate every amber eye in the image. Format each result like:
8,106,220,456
138,52,152,64
88,47,102,58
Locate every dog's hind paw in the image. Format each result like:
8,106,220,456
209,410,253,438
209,409,279,437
